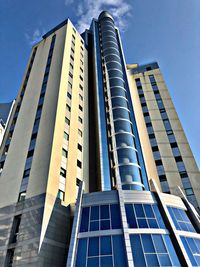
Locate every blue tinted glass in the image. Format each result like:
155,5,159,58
100,256,113,267
187,238,199,254
101,236,112,255
101,205,110,219
173,208,182,221
110,204,122,229
164,235,181,266
125,204,137,228
87,257,99,267
143,205,154,218
88,237,99,257
90,221,99,231
181,236,197,266
148,219,159,228
91,206,99,220
138,218,148,228
80,207,89,232
75,239,87,267
130,235,146,267
145,254,159,267
180,210,190,222
195,256,200,266
153,205,166,229
141,235,155,253
158,254,171,266
134,204,145,217
179,221,188,231
112,235,128,267
152,235,167,253
101,219,110,230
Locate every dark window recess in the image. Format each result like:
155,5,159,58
77,160,82,168
149,133,155,139
76,178,81,186
78,116,83,123
159,174,167,182
78,144,82,151
62,148,68,158
152,146,159,152
68,81,72,88
80,75,83,81
166,130,173,136
155,159,163,166
71,48,75,54
137,85,142,90
79,105,83,111
72,34,76,40
23,168,31,178
70,55,74,61
58,190,65,201
78,129,82,137
139,93,144,98
10,215,22,243
143,112,149,117
5,249,15,267
67,92,72,99
180,171,188,178
65,117,70,125
31,133,37,140
69,72,73,78
146,122,152,128
27,150,34,158
79,84,83,90
170,142,178,148
66,104,71,112
18,191,26,202
175,156,183,162
146,66,152,71
60,167,66,178
141,102,147,107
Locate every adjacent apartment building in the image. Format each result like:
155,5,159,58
0,11,199,267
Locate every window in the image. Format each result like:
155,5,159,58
62,148,68,158
146,66,152,71
75,235,127,267
69,72,73,79
72,34,76,40
79,105,83,111
175,156,182,162
65,117,70,125
60,167,66,178
78,129,83,137
80,59,84,65
66,104,71,112
152,146,159,152
10,215,22,243
27,149,34,158
125,204,165,229
70,55,74,61
80,204,122,232
179,171,188,179
168,206,195,232
77,160,82,168
68,81,72,89
80,67,83,73
78,116,83,123
71,47,75,54
79,84,83,91
5,249,15,266
181,236,200,266
23,168,31,178
159,174,167,182
18,191,26,202
155,159,162,166
79,94,83,101
64,132,69,141
73,28,76,33
57,190,65,201
185,188,194,196
76,178,81,186
149,133,155,139
130,234,181,267
80,75,83,81
78,144,82,151
67,92,72,99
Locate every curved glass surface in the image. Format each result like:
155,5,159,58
104,54,121,63
117,147,138,165
110,87,126,98
111,97,128,109
108,69,124,78
103,47,120,57
114,120,133,134
119,164,141,184
109,77,125,87
115,132,135,147
113,107,130,121
106,61,121,69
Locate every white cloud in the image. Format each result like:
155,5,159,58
75,0,132,33
25,28,45,45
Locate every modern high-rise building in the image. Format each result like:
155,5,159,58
0,10,200,267
127,62,200,211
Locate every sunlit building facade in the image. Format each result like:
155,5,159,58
0,10,199,267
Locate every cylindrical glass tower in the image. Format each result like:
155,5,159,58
98,11,144,191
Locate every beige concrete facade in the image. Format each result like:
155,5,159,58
128,64,200,210
0,20,89,208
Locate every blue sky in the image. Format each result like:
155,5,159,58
0,0,200,167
